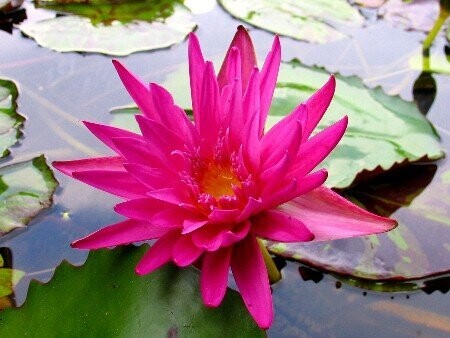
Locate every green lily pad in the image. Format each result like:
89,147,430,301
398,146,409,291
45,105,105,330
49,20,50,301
19,1,196,56
0,249,24,309
267,158,450,282
218,0,364,44
0,155,58,237
269,60,444,188
0,79,25,158
0,246,264,337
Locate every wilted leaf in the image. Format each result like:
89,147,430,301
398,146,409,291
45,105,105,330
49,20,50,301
0,248,24,309
19,1,196,56
218,0,364,44
0,79,25,158
0,155,58,237
0,246,264,337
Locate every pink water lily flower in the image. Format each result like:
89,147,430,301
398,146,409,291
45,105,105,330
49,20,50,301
53,26,397,329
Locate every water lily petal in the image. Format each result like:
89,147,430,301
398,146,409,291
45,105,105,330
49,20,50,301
53,156,124,177
114,198,198,227
280,186,398,241
172,235,203,267
135,230,181,275
83,121,141,155
259,35,281,134
218,25,257,92
302,75,336,142
112,137,170,169
252,210,314,242
201,247,232,307
231,234,273,330
72,170,148,199
71,220,168,249
112,60,155,118
188,32,205,122
123,163,175,190
289,116,348,178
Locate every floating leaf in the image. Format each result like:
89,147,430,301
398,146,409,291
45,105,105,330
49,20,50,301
352,0,387,8
0,155,58,237
0,248,24,309
0,246,264,337
218,0,364,44
379,0,440,32
0,79,25,158
267,160,450,282
19,1,196,56
269,60,444,188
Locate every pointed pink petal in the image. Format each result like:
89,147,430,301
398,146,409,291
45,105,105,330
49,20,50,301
192,225,224,251
146,188,186,206
225,78,244,149
112,137,170,170
220,220,251,247
123,163,176,190
71,220,168,249
112,60,155,119
302,75,336,142
208,208,240,224
172,235,204,267
259,35,281,134
135,230,181,275
53,156,124,177
237,197,262,222
260,152,291,195
201,247,231,307
149,83,199,146
72,170,148,199
188,33,205,122
280,186,398,241
218,25,257,92
182,219,209,234
289,116,348,178
83,121,142,155
114,198,199,227
260,119,302,172
252,210,314,242
198,62,221,155
231,234,273,329
225,47,242,85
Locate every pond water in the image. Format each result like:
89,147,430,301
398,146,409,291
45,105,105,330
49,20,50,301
0,1,449,337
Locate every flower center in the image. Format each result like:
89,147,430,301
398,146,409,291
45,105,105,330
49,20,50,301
199,163,241,199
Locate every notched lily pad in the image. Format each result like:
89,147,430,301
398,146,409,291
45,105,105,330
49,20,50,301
0,246,264,337
218,0,364,44
0,79,25,158
0,155,58,237
269,60,444,188
268,160,450,283
19,0,196,56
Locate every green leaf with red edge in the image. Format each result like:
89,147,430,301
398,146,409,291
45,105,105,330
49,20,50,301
0,246,265,337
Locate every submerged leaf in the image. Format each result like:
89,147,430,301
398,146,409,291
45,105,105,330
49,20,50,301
0,155,58,237
19,1,196,56
0,79,25,158
218,0,364,44
0,246,264,337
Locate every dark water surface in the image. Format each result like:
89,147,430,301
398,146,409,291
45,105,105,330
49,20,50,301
0,2,449,337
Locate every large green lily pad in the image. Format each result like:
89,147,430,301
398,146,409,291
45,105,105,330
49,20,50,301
0,246,264,337
269,60,444,188
0,79,25,158
19,0,196,56
267,158,450,282
0,155,58,237
218,0,364,44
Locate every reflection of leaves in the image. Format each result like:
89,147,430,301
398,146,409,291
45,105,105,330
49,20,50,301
0,246,264,337
35,0,184,25
19,1,196,56
0,156,58,237
218,0,364,44
270,60,443,188
0,79,25,158
267,159,450,282
0,0,23,12
0,248,24,310
413,71,436,115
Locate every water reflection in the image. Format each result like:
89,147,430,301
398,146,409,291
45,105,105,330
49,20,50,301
0,6,26,34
